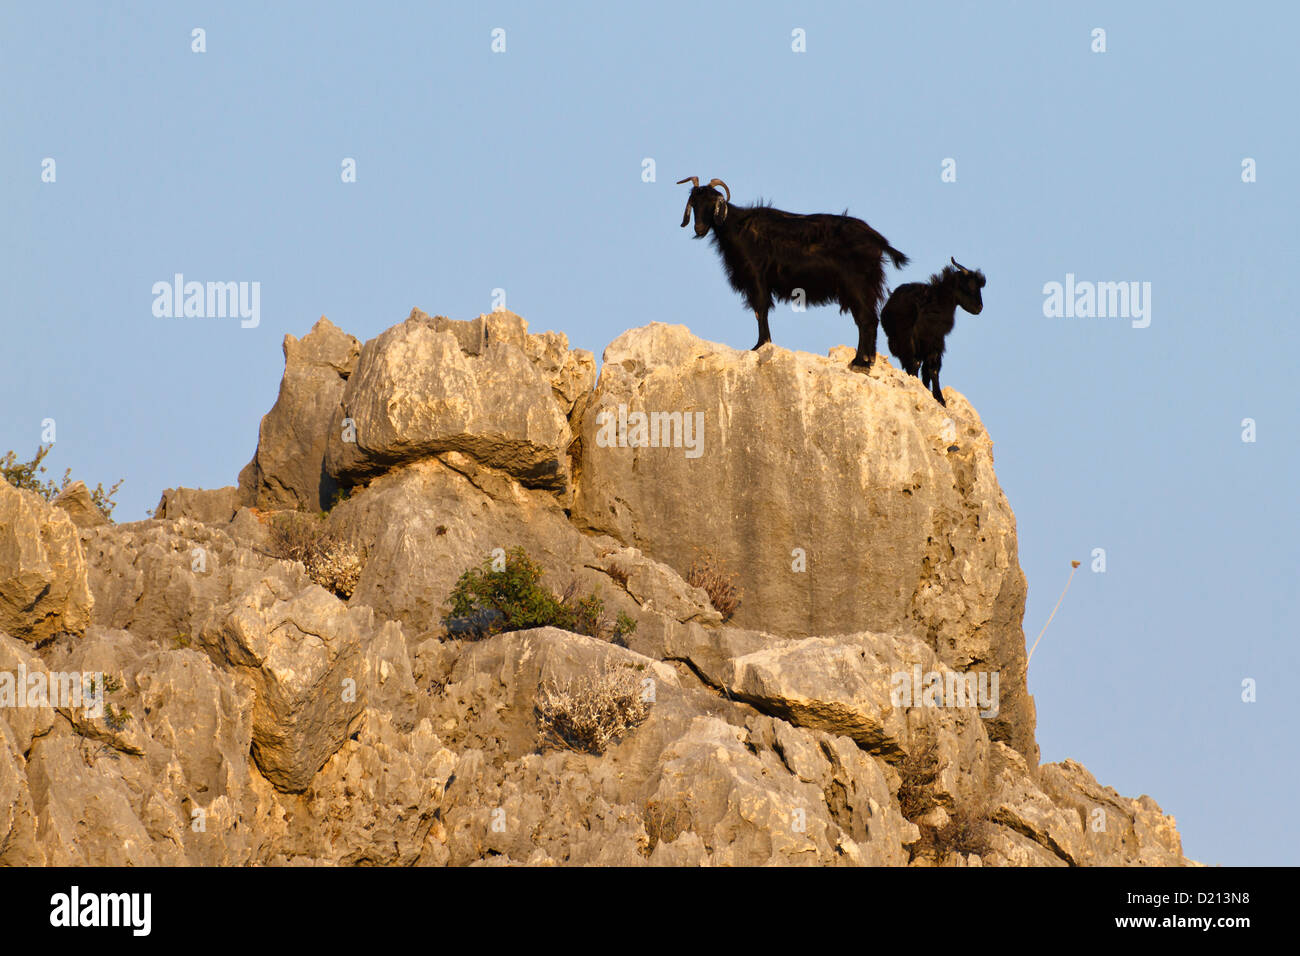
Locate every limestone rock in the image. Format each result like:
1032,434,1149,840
0,482,93,642
0,721,44,865
199,580,412,793
31,626,265,866
987,742,1086,866
1038,759,1192,866
26,735,175,866
426,627,921,866
323,310,593,495
0,631,58,752
325,456,714,637
571,323,1035,759
238,316,361,511
155,486,240,525
651,622,991,767
255,712,457,866
52,481,108,529
0,311,1199,868
84,516,312,649
726,635,922,757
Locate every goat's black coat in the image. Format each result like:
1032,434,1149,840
678,180,908,369
881,261,986,406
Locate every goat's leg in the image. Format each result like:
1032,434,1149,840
922,355,946,406
752,307,772,350
850,306,878,371
902,340,921,377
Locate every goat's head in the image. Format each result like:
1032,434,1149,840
950,257,987,314
677,176,731,237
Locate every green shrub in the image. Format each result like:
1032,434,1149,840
444,547,638,643
1,444,123,521
85,674,132,731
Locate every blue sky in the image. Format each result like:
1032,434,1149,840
3,2,1296,865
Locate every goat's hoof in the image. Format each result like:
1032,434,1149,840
849,358,873,374
752,341,771,351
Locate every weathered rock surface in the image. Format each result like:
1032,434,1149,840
323,310,595,498
0,482,93,643
239,316,361,511
84,515,312,648
324,455,717,637
155,486,240,525
52,481,108,529
1038,758,1191,866
0,311,1195,867
571,323,1034,759
200,581,403,793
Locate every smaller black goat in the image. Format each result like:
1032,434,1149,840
881,258,986,407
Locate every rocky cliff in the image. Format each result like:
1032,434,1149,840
0,309,1193,866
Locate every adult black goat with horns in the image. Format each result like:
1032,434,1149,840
677,176,908,371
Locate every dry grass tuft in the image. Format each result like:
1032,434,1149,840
898,736,993,862
269,512,365,599
535,664,651,755
606,562,630,588
923,804,993,861
686,550,742,621
897,737,941,821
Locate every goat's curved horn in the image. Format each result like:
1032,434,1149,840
706,178,731,202
678,179,696,228
951,257,970,273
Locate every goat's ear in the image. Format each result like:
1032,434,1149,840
680,198,693,228
713,196,727,222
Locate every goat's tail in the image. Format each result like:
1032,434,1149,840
885,245,909,270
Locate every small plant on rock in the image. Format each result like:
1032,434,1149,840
1,444,123,520
535,664,651,755
897,737,941,821
924,803,993,862
897,736,993,863
86,674,132,732
686,549,742,621
606,562,630,587
443,547,638,644
268,512,365,599
558,581,638,646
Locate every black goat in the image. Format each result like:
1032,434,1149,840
881,258,986,407
677,176,908,370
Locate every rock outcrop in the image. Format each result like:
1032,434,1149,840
323,310,595,499
0,481,94,643
573,324,1034,758
52,481,108,530
0,310,1194,867
238,316,361,511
